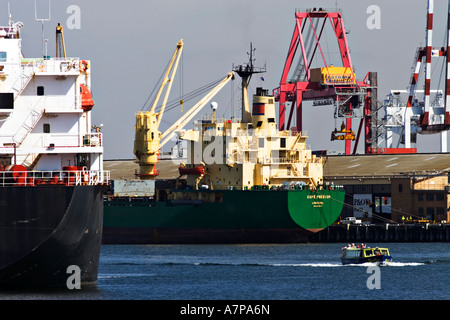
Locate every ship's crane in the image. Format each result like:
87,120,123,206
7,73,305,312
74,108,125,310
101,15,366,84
273,8,377,155
133,39,235,179
55,22,66,59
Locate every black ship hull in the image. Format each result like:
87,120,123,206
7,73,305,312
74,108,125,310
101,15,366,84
0,185,105,289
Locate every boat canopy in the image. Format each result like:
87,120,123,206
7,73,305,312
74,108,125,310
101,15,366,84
342,247,390,259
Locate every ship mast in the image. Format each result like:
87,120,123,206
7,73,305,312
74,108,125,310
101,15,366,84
233,43,266,123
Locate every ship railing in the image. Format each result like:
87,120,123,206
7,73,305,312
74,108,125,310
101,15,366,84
20,57,81,74
82,133,103,147
279,130,308,137
0,169,110,187
262,155,321,165
0,132,103,149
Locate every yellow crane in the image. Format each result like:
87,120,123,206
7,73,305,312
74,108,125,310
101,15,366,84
133,39,234,179
56,22,66,59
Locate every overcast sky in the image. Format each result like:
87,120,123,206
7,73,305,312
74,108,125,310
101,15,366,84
2,0,450,159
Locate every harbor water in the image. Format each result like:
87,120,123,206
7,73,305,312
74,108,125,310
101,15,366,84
0,242,449,302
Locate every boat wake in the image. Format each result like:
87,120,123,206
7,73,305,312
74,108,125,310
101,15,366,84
105,260,427,268
344,261,425,267
270,263,342,267
99,273,155,279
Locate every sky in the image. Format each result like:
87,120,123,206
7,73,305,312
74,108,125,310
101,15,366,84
2,0,450,159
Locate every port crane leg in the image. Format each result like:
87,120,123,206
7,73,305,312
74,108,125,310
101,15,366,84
422,0,434,129
279,91,287,131
296,88,303,131
445,0,450,126
345,118,352,154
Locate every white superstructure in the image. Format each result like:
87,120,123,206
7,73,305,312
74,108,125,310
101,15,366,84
0,18,107,184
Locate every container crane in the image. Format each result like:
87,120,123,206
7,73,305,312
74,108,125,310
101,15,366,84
379,0,450,153
133,39,235,179
273,8,377,155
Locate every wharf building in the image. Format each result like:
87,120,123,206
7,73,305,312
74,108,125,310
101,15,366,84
324,153,450,224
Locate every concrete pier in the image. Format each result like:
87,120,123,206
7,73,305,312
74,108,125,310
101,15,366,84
309,224,450,242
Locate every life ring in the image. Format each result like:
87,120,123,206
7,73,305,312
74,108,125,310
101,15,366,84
79,60,89,72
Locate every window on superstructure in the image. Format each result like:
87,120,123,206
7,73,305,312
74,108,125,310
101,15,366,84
280,138,286,148
0,52,6,62
37,86,45,96
0,93,13,109
43,123,50,133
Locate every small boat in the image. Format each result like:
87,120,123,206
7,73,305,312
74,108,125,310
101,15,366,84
341,245,392,265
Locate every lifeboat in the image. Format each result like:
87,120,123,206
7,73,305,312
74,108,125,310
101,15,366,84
178,166,205,176
4,164,27,185
80,84,95,111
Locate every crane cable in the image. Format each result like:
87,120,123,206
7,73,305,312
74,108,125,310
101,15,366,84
140,53,226,116
180,51,184,112
140,57,172,112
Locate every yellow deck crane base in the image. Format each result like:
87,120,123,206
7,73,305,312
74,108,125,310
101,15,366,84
133,39,235,179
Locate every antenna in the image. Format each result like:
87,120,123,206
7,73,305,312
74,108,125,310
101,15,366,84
34,0,51,58
8,2,11,26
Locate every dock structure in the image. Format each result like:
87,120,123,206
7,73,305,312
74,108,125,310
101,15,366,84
308,223,450,242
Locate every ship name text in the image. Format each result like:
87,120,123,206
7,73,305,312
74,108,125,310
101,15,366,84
307,195,331,199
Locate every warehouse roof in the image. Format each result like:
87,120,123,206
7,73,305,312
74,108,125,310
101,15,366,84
104,153,450,181
324,153,450,178
104,158,182,180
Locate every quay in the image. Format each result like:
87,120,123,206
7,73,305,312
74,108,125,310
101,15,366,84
309,224,450,242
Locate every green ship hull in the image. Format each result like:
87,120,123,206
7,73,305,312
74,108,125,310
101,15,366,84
103,187,345,244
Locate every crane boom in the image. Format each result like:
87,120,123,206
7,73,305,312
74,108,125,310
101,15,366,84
150,39,184,128
133,39,234,180
158,71,235,150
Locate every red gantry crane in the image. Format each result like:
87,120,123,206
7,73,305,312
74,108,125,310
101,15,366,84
273,8,377,155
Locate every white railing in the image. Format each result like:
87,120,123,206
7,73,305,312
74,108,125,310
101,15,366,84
0,133,103,149
20,57,81,74
0,169,110,187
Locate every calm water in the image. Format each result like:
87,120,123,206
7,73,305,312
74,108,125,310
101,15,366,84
1,242,449,301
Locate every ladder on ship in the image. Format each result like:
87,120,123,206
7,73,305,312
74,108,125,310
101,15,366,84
10,98,46,147
9,61,35,100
